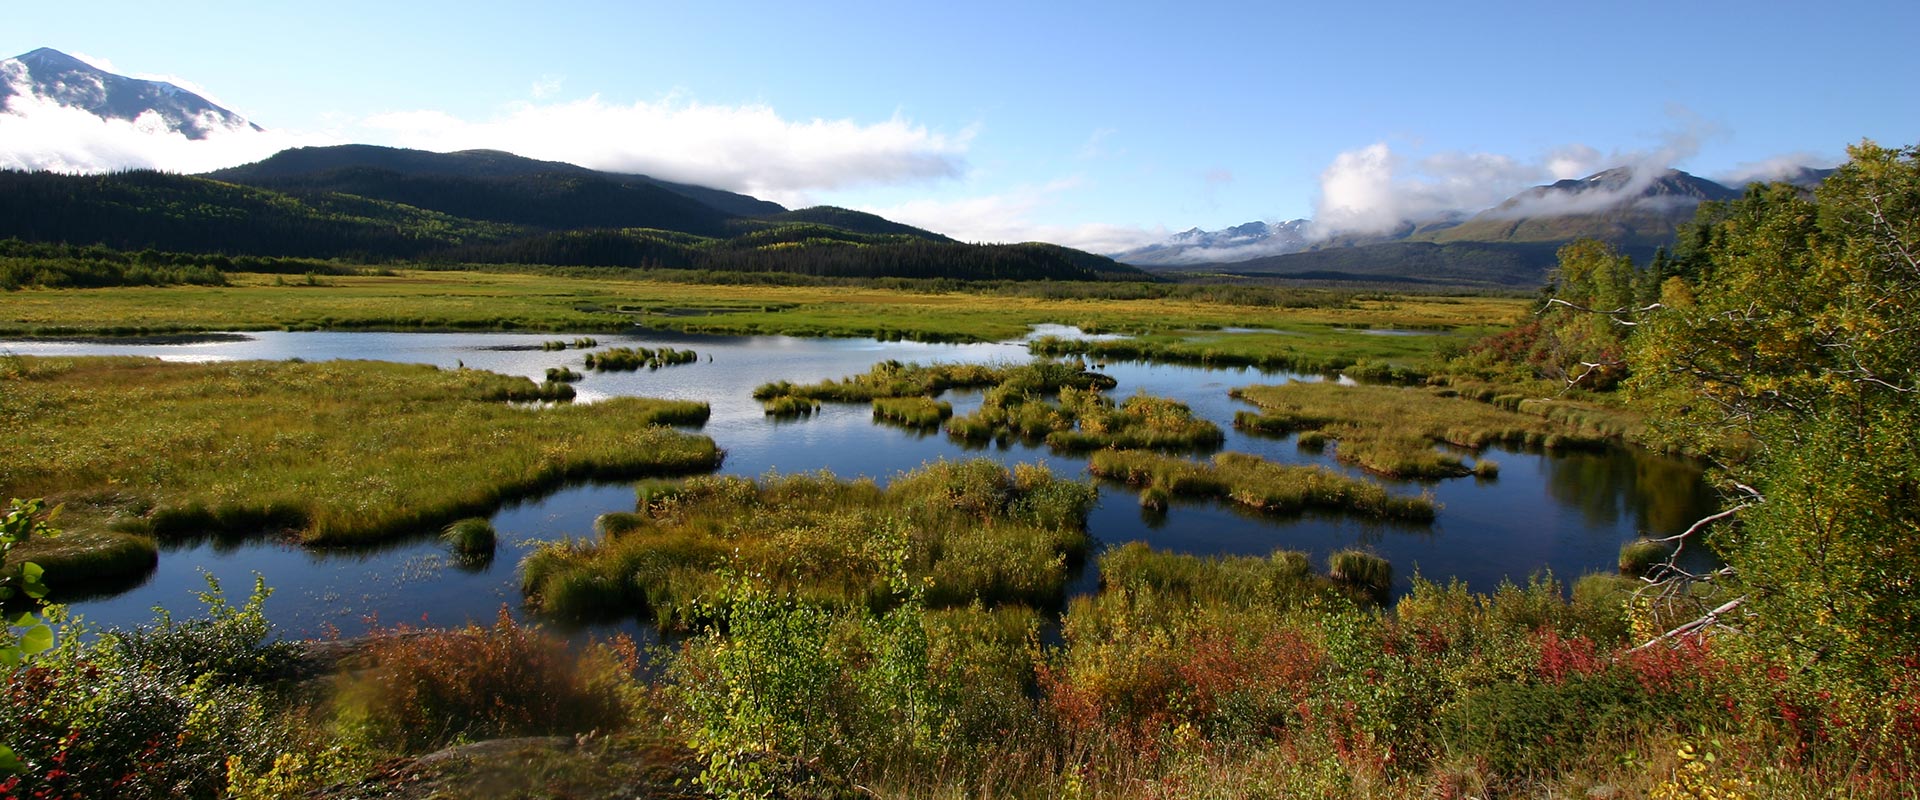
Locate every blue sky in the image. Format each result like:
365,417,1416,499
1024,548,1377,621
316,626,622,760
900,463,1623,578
5,0,1917,251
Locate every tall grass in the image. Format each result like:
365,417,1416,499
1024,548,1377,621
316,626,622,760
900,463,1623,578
0,356,720,547
330,609,639,754
1087,450,1434,521
582,346,698,371
871,396,952,430
948,385,1225,453
1232,381,1612,478
519,459,1096,625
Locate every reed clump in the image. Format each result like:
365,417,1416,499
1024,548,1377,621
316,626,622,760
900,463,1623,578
762,395,821,417
584,346,698,372
1617,538,1668,576
0,356,720,549
519,459,1096,626
1087,450,1434,522
871,396,952,430
441,517,497,557
1233,381,1612,478
1328,549,1393,598
545,366,583,383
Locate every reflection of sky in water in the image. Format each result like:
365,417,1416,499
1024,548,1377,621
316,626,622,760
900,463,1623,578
1,330,1716,637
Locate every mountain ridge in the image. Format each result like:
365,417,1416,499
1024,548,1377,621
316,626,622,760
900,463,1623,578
0,47,259,138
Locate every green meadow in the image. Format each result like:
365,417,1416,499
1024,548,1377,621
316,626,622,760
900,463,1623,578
0,355,719,585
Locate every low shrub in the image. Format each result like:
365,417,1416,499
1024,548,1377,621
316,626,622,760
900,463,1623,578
330,609,639,754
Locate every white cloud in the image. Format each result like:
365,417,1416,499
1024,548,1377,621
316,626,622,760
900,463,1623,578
1310,142,1523,238
859,179,1165,254
359,96,971,203
530,75,564,100
1305,115,1727,239
1717,152,1837,186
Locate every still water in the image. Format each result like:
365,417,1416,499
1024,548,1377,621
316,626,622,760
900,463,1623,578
1,328,1717,637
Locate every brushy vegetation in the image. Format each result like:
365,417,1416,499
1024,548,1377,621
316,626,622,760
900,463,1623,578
330,609,640,755
520,459,1097,625
0,356,719,551
581,346,697,371
1231,380,1614,478
870,396,952,430
1088,450,1435,522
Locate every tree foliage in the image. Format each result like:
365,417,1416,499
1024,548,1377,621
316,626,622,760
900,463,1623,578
1626,141,1920,687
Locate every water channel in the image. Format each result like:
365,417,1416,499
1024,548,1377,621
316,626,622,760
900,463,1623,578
1,327,1718,638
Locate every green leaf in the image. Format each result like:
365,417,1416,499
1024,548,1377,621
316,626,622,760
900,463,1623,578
0,743,22,774
0,647,19,668
5,611,30,627
19,624,52,657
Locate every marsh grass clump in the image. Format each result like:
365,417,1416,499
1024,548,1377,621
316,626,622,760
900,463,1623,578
1,357,720,549
546,366,583,383
752,359,1010,404
871,396,952,430
1233,381,1613,478
570,336,598,349
520,460,1096,625
440,517,496,557
1088,450,1433,522
1328,549,1393,598
584,346,699,372
891,362,1220,453
763,395,820,417
542,339,568,351
1100,542,1329,606
1617,538,1668,576
1473,459,1501,478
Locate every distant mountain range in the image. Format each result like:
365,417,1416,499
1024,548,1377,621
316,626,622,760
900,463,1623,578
0,49,1138,282
0,47,258,138
1121,164,1835,286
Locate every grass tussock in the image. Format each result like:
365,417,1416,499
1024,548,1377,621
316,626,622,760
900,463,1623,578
871,396,953,430
440,517,496,557
1328,549,1394,599
1088,450,1434,522
762,394,821,417
544,366,582,383
582,346,698,372
1232,381,1613,478
1618,538,1668,576
0,356,720,548
519,459,1096,626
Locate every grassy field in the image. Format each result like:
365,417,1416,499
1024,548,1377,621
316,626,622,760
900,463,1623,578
520,459,1097,625
1230,381,1625,478
1087,450,1435,522
0,268,1527,349
0,356,720,579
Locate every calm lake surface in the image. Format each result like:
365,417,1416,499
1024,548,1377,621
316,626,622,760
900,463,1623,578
1,328,1718,637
